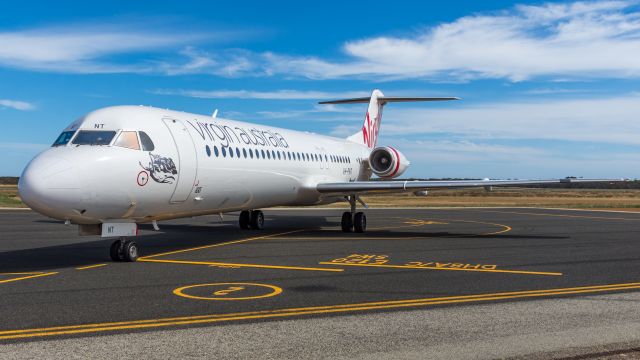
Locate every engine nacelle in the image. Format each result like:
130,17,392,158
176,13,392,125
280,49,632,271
369,146,410,179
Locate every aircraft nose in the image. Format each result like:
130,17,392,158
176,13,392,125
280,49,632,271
19,152,82,218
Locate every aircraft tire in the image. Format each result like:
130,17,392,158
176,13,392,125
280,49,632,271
110,240,124,262
122,241,139,262
250,210,264,230
239,210,251,229
341,212,353,232
354,212,366,233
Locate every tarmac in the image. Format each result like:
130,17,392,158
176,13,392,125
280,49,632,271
1,207,640,359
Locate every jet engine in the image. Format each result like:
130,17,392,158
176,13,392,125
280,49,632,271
368,146,410,179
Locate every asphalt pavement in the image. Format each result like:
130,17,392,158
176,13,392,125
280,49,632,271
1,207,640,359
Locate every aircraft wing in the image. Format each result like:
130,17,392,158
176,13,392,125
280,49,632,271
316,178,622,195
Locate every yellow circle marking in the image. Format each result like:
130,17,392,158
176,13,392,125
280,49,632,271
173,283,282,301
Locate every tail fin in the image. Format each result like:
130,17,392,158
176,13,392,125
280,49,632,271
319,89,459,149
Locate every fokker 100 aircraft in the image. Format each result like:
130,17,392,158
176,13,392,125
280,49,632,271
18,89,614,262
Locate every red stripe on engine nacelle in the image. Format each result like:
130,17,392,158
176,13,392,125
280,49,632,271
389,147,401,178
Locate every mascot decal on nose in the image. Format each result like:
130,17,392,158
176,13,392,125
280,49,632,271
140,153,178,184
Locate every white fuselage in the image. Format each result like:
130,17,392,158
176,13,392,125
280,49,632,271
19,106,373,224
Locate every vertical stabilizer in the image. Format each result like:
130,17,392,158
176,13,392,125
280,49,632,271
348,89,384,148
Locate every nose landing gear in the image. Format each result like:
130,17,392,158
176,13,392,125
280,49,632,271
341,194,367,233
110,237,139,262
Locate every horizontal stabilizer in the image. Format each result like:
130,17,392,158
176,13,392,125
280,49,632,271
319,96,460,105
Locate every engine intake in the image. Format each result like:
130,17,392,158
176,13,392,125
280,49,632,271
369,146,410,179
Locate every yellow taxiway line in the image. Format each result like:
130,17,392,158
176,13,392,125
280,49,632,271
0,272,58,284
139,258,343,272
2,281,640,340
139,230,303,260
318,262,562,276
75,264,108,271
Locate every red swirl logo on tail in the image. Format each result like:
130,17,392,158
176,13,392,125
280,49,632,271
362,112,379,148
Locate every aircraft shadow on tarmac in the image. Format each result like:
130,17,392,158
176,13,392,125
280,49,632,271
0,214,568,273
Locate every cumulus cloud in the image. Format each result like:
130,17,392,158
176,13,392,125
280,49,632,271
258,1,640,81
150,88,369,100
0,99,35,111
0,23,218,73
3,1,639,81
378,93,640,145
388,138,639,178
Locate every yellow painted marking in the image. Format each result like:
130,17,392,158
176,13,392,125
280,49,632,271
2,281,640,339
412,218,512,236
274,236,436,240
0,272,58,284
403,220,448,225
139,230,303,260
174,283,282,301
75,264,107,270
319,262,562,276
139,258,343,272
275,218,511,241
472,209,640,221
213,286,245,296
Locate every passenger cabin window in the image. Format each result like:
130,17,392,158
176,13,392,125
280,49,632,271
139,131,155,151
52,131,76,147
72,130,116,146
113,131,140,150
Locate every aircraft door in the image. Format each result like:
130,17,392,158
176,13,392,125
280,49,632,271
317,147,328,170
162,118,198,203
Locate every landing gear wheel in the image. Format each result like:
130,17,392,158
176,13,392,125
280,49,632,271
341,212,353,232
122,241,139,262
354,212,367,233
239,210,251,229
109,240,124,262
250,210,264,230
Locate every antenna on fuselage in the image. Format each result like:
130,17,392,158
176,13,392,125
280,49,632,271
212,109,218,118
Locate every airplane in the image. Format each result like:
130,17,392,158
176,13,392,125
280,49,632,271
18,89,617,262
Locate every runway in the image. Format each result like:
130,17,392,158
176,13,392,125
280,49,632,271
1,208,640,358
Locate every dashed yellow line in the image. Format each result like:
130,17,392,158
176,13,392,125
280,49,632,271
139,258,343,272
318,262,562,276
75,264,108,271
0,272,58,284
139,230,303,260
2,281,640,340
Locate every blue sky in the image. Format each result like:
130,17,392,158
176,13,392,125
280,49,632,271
2,0,639,178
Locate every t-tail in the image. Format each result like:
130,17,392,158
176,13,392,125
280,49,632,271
319,89,459,149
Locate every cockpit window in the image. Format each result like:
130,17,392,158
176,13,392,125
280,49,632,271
71,130,116,146
139,131,155,151
113,131,141,150
51,131,76,147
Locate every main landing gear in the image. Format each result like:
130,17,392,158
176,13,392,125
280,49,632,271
110,237,140,262
238,210,265,230
341,194,367,233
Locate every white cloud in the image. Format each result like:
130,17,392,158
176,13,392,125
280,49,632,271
255,1,640,81
0,23,216,73
378,93,640,145
4,1,639,81
151,88,369,100
0,99,35,111
374,138,639,179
